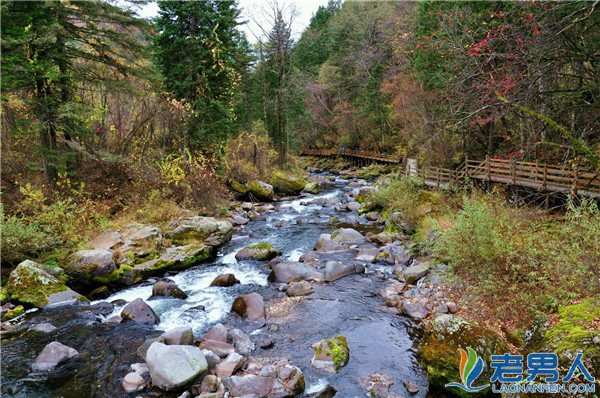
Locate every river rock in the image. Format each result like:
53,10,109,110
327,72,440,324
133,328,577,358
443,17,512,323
228,328,255,355
202,349,222,370
420,314,508,394
235,242,281,261
215,352,245,378
303,182,319,194
199,340,235,358
374,244,411,266
323,261,365,282
130,362,149,376
271,171,307,195
6,260,86,308
162,326,194,345
31,341,79,372
247,180,274,201
223,363,305,397
152,280,188,299
64,249,117,286
330,228,365,244
121,298,160,325
232,215,249,225
355,247,379,262
314,234,347,252
311,335,349,373
122,371,145,392
167,216,233,247
402,302,429,320
146,342,208,390
403,262,430,284
89,301,115,315
269,262,323,283
204,323,229,343
446,301,458,313
287,281,314,297
346,202,362,212
135,243,214,277
210,273,241,287
363,373,394,398
231,293,265,323
368,231,400,245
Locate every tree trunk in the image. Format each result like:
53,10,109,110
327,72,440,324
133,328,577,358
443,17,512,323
36,78,58,181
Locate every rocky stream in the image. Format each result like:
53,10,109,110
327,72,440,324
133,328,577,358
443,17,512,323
1,171,459,398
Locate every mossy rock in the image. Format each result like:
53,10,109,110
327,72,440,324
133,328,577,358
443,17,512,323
419,314,508,398
235,242,281,261
303,182,320,194
312,335,350,373
2,305,25,321
537,298,599,376
133,243,214,278
247,180,274,201
271,171,308,195
6,260,83,308
229,179,250,194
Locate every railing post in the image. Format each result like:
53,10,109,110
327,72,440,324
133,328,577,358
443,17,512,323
572,164,579,196
543,164,547,189
486,155,491,181
511,159,516,185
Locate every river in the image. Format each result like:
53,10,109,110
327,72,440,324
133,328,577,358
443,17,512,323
1,172,429,398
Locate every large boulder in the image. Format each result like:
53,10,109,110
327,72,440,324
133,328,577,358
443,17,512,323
64,249,117,286
374,243,411,266
420,314,508,397
235,242,281,261
134,243,214,277
151,280,187,299
231,293,265,323
167,216,233,247
31,341,79,372
271,171,307,195
145,342,208,390
303,182,320,194
92,224,163,265
403,262,430,284
532,297,599,377
323,261,365,282
6,260,86,308
314,234,347,252
402,302,429,320
247,180,274,201
121,298,160,325
269,262,323,283
330,228,365,244
210,273,241,287
311,336,350,373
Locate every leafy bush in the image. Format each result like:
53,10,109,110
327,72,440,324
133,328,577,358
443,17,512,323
1,184,105,265
224,122,275,183
132,189,192,227
434,193,600,325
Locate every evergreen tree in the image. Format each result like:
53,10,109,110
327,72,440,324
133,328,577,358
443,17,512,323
154,0,243,149
1,0,150,180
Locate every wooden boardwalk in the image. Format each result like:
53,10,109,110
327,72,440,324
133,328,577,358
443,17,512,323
300,148,401,164
300,149,600,198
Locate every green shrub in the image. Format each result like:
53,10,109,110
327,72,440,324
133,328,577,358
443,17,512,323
1,209,60,265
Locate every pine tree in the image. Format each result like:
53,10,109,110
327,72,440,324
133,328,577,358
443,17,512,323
154,0,243,149
1,0,150,180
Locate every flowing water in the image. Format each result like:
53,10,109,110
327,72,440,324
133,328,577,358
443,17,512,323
1,173,429,398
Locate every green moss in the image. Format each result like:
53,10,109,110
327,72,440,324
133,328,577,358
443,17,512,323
2,305,25,321
0,289,8,304
229,180,250,194
329,335,349,370
420,315,507,398
247,180,273,201
271,171,308,195
6,260,70,307
239,242,280,261
543,298,600,359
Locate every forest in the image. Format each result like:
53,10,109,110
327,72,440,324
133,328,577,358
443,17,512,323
1,1,598,398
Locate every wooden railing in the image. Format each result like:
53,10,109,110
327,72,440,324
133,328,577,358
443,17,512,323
413,158,600,198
